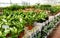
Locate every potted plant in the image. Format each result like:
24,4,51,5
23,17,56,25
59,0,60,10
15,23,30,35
0,10,26,38
25,11,36,30
36,11,48,23
50,6,60,15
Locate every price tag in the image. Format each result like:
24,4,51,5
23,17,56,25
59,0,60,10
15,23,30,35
2,25,9,29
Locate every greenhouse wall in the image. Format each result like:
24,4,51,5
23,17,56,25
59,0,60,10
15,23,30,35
0,0,60,7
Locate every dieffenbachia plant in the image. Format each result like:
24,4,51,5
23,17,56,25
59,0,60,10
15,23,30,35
36,11,48,21
0,9,48,38
25,11,37,25
0,10,26,38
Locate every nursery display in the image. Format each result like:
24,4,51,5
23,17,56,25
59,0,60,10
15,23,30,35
0,4,60,38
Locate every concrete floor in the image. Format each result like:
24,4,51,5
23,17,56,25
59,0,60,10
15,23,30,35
47,23,60,38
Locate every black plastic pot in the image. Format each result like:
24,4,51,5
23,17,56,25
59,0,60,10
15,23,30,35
45,17,48,20
37,17,48,23
37,19,46,23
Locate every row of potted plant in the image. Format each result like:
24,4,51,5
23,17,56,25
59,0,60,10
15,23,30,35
0,10,26,38
34,4,60,15
1,4,60,38
0,9,49,38
2,4,60,14
41,15,60,38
